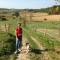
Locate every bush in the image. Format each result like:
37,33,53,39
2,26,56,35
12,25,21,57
0,31,16,56
1,17,7,21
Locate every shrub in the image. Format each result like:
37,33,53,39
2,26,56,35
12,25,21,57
44,18,47,21
1,17,7,21
0,31,16,56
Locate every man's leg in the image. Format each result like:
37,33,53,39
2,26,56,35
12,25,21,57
18,38,22,51
16,38,19,52
18,40,20,49
20,37,22,48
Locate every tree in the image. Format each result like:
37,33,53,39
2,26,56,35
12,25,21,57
55,0,60,2
54,0,60,3
14,12,19,17
48,5,60,15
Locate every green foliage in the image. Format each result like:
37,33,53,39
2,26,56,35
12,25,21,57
23,28,38,48
14,12,19,17
25,21,60,49
49,5,60,15
0,31,16,56
0,19,18,60
31,32,60,49
55,0,60,2
0,54,16,60
29,52,41,60
24,21,60,60
26,21,60,29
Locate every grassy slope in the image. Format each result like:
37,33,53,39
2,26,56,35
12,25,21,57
23,27,38,48
0,54,16,60
0,31,16,60
0,19,18,60
25,21,60,48
25,21,60,60
0,20,60,60
26,21,60,29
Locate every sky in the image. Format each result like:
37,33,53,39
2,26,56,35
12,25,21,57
0,0,60,9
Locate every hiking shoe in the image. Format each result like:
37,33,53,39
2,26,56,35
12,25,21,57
18,49,21,52
14,51,18,54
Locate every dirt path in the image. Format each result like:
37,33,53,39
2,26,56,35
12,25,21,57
30,36,52,60
16,37,30,60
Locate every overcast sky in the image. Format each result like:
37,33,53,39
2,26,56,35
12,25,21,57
0,0,60,9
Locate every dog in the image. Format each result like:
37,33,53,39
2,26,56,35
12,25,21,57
26,42,30,53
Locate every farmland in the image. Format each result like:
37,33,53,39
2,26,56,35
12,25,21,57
24,21,60,60
0,10,60,60
0,19,18,60
20,12,60,21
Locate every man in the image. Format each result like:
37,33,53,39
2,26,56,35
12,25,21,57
15,23,22,53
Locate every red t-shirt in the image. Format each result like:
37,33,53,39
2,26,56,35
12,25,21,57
16,27,22,38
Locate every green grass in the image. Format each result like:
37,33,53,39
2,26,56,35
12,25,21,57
23,28,38,48
24,21,60,48
30,31,60,49
23,28,42,60
25,21,60,60
0,31,16,60
0,54,16,60
0,31,16,56
0,19,19,34
0,19,18,60
0,20,60,60
26,21,60,29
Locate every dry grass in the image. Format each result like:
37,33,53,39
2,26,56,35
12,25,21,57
20,12,60,21
32,15,60,21
36,29,60,40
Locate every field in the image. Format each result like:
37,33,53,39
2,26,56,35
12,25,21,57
0,12,60,60
0,19,18,60
37,29,60,40
20,12,60,21
32,15,60,21
24,21,60,60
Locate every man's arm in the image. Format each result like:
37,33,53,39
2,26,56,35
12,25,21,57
15,30,18,38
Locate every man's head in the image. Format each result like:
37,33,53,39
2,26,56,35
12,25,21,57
17,23,21,27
